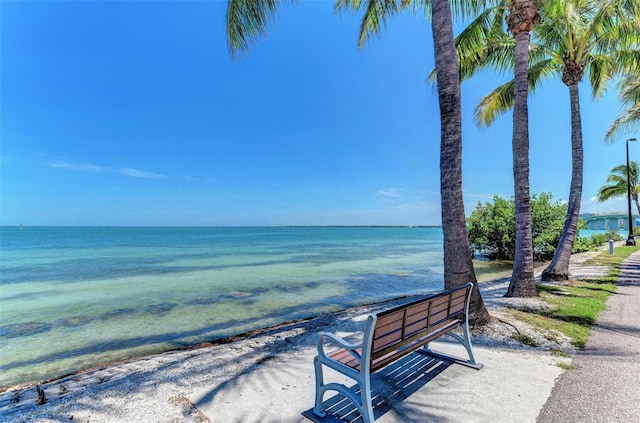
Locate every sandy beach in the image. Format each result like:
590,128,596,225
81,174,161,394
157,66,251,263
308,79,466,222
0,250,611,423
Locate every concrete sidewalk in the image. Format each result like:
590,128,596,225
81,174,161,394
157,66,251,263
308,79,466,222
537,250,640,422
190,340,565,423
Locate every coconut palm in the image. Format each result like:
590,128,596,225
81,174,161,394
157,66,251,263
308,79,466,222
459,0,540,296
597,161,640,216
503,0,539,297
606,74,640,141
225,0,491,323
444,0,540,296
455,0,640,282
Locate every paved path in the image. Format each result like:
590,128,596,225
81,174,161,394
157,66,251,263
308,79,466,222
537,250,640,423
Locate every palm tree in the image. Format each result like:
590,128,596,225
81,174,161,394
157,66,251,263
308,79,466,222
606,74,640,141
506,0,540,297
430,0,491,321
225,0,491,323
447,0,540,296
597,161,640,216
455,0,640,282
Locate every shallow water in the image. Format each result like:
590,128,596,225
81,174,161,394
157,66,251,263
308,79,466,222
0,226,453,388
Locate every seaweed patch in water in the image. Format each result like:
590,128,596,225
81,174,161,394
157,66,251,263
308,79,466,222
101,307,138,319
274,285,303,293
0,322,53,339
186,297,219,306
59,316,92,327
145,302,177,315
220,291,253,299
305,281,322,289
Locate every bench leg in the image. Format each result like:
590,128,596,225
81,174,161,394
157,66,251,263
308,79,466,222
313,356,375,423
313,356,328,417
458,323,479,365
420,325,483,370
359,374,375,423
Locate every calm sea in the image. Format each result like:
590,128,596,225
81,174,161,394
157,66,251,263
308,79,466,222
0,226,446,389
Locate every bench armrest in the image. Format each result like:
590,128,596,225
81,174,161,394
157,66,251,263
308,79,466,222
316,331,363,363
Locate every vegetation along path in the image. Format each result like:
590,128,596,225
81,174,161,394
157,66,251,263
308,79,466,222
537,250,640,422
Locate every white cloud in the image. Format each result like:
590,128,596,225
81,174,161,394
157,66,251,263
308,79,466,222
46,160,105,173
582,196,628,215
376,188,403,200
118,168,166,179
43,157,166,180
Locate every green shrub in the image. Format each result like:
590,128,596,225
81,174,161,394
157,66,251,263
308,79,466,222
467,193,567,260
573,230,623,253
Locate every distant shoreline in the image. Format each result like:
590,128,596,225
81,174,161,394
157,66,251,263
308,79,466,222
0,225,442,229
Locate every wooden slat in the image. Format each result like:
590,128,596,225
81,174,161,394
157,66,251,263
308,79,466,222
374,318,404,337
376,310,404,327
328,348,362,370
367,284,471,369
371,319,461,371
405,319,429,338
406,302,430,325
372,330,403,352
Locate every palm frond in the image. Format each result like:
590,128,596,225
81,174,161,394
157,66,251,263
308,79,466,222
355,0,403,49
449,0,504,21
534,0,575,57
226,0,295,59
605,106,640,142
527,58,558,91
612,50,640,77
473,58,556,127
597,185,626,202
586,54,616,98
597,161,640,201
334,0,364,14
605,73,640,141
474,80,514,127
619,74,640,105
336,0,409,49
455,5,511,80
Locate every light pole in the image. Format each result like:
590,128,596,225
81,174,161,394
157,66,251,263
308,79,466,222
626,137,637,246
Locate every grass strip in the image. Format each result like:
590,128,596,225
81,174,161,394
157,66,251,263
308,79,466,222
511,245,639,348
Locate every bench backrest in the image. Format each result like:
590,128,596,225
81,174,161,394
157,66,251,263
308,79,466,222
369,283,472,364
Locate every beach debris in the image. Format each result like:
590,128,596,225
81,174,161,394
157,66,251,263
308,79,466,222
169,395,210,423
36,384,48,405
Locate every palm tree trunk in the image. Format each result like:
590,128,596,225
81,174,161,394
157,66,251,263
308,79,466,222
542,84,583,281
432,0,490,324
505,28,537,297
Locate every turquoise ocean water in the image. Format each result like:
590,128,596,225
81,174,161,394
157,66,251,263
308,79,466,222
0,226,445,389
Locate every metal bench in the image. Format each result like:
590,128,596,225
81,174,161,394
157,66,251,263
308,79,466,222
311,282,482,423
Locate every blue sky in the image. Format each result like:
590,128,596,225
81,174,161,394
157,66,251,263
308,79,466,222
1,1,636,226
